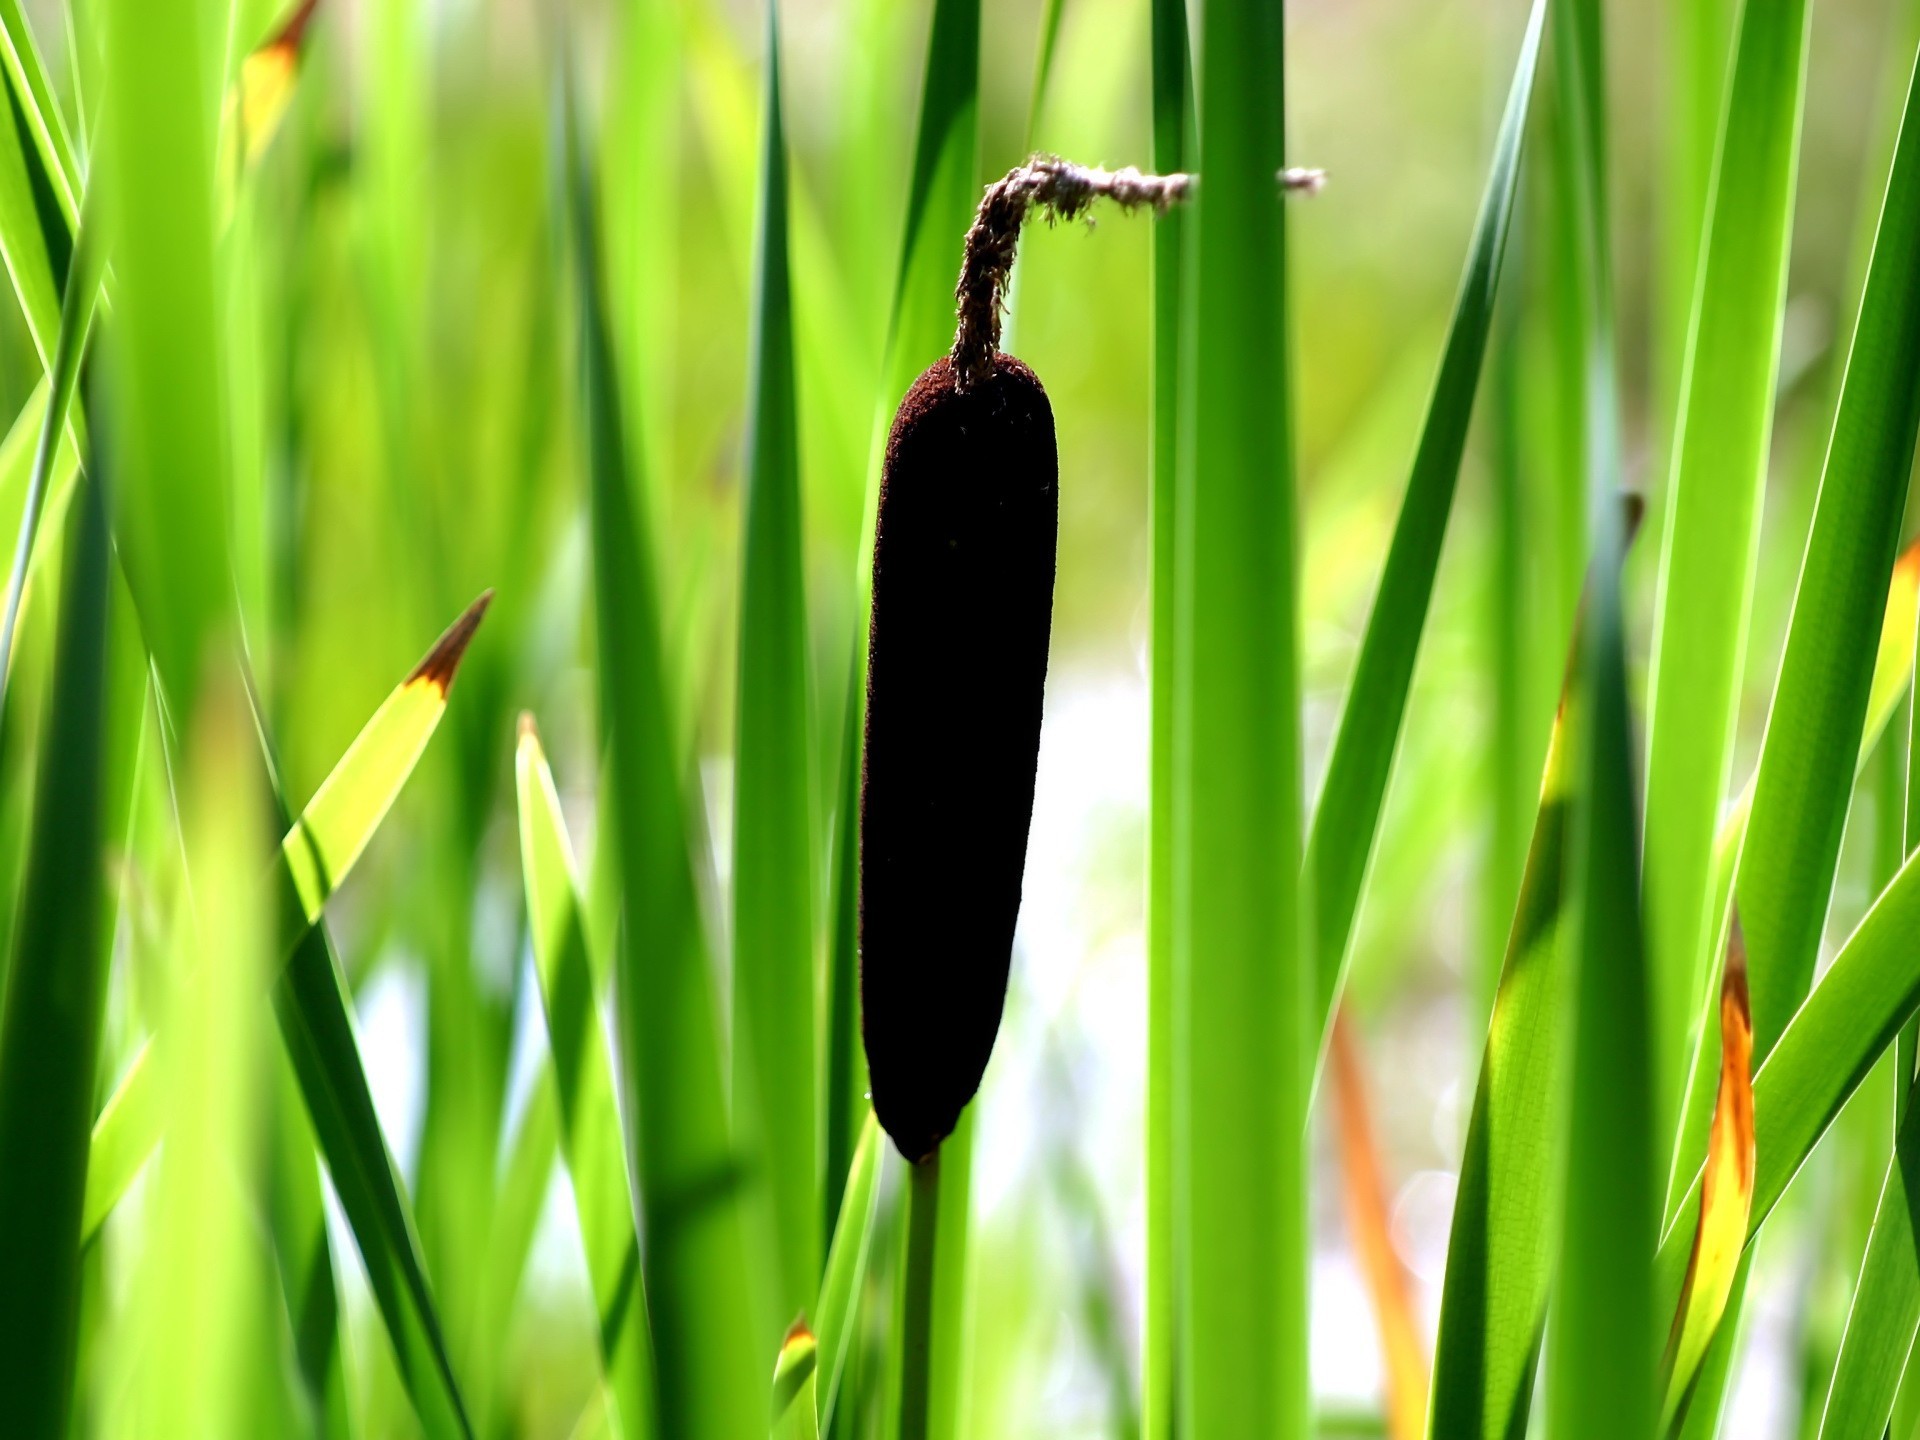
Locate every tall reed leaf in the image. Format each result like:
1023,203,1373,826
0,466,114,1440
1641,0,1810,1141
1177,0,1305,1433
517,718,655,1440
1306,0,1544,1042
1728,27,1920,1066
1143,0,1189,1433
563,70,763,1440
734,0,817,1325
101,0,231,715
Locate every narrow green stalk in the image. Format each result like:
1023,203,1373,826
1144,0,1190,1433
1177,0,1305,1434
896,1153,942,1440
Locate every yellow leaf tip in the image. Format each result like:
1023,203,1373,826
409,589,493,696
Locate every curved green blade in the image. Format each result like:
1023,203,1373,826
82,591,492,1236
517,716,655,1440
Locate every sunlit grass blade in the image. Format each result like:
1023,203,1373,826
0,186,102,711
1428,495,1646,1440
1306,0,1545,1039
82,591,491,1235
1143,1,1190,1433
810,1108,883,1434
1662,38,1920,1420
774,1320,818,1424
0,465,115,1440
563,58,763,1439
1641,0,1811,1144
517,715,655,1439
1657,847,1920,1324
1330,1011,1427,1440
1176,0,1305,1432
1547,493,1654,1440
121,682,272,1440
1725,34,1920,1067
733,0,817,1326
473,1073,559,1436
1659,920,1755,1425
101,0,233,715
0,0,80,218
1814,1086,1920,1437
0,56,68,368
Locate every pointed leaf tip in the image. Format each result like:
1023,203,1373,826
1659,909,1755,1427
408,590,492,696
267,0,324,53
517,710,539,745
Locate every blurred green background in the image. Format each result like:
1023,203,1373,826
19,0,1920,1431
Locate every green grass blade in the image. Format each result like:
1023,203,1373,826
124,684,274,1440
0,59,68,369
733,0,817,1325
1306,0,1545,1039
0,464,114,1440
1729,34,1920,1065
822,652,866,1251
272,893,472,1437
1641,0,1811,1140
1428,681,1577,1440
1177,0,1305,1433
0,189,102,713
564,63,763,1440
858,0,978,576
517,716,656,1440
82,591,493,1236
1815,1091,1920,1438
1662,37,1920,1417
100,0,232,716
1657,849,1920,1324
811,1109,883,1435
1143,0,1190,1433
264,1046,355,1440
1548,509,1654,1440
0,0,80,220
473,1071,560,1436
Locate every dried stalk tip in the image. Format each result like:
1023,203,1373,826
949,155,1326,391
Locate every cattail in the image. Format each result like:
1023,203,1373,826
860,156,1323,1164
860,353,1058,1164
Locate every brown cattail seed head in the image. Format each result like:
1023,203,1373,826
860,354,1058,1163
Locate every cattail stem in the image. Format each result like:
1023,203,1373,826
949,155,1325,391
896,1150,943,1440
